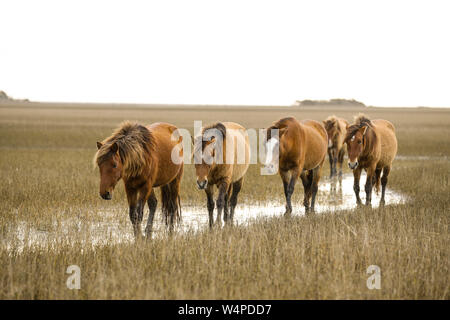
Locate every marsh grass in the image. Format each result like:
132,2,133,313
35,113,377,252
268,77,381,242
0,103,448,299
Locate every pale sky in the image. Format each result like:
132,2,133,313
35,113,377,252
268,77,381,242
1,0,449,107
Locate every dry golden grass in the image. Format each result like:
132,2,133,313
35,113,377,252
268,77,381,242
0,102,448,299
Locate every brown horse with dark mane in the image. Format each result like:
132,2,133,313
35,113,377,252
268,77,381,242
94,121,184,239
194,122,250,228
344,114,397,206
264,117,328,214
323,115,349,178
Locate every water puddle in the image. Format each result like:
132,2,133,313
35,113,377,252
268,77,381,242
2,173,407,252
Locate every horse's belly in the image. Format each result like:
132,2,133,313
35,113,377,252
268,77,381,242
153,163,182,187
231,163,249,182
303,131,327,170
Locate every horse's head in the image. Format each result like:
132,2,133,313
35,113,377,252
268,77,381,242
193,130,223,190
323,118,338,148
345,125,368,169
95,141,123,200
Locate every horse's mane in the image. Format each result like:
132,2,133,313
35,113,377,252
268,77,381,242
202,122,226,139
271,117,295,129
266,117,295,140
323,115,341,132
195,122,227,151
345,113,373,141
94,121,155,179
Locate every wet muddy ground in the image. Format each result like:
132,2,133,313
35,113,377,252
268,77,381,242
2,172,407,252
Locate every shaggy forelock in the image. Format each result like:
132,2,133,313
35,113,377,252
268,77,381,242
94,121,154,179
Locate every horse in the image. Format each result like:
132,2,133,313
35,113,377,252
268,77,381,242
264,117,328,214
323,115,349,178
94,121,184,239
194,122,250,228
344,114,397,206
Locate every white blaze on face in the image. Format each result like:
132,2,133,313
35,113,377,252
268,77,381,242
351,135,355,142
328,139,333,148
264,137,279,174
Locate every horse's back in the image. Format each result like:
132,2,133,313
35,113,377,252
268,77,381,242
299,120,328,170
146,122,184,187
222,122,250,182
372,119,397,167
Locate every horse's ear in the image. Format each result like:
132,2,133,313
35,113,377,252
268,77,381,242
346,124,349,130
96,142,103,150
359,126,368,136
110,142,118,153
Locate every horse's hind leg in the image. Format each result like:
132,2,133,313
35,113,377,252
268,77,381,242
300,170,313,213
229,177,244,223
310,164,323,212
205,184,215,229
145,189,157,239
215,179,230,228
338,147,345,177
161,166,183,233
327,148,334,178
223,184,232,224
380,166,391,207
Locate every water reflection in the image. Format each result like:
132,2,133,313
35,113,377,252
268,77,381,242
4,173,407,251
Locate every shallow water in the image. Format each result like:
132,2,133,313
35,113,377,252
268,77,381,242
178,172,407,232
3,173,407,252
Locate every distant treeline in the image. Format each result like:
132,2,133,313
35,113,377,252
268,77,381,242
294,99,366,107
0,91,29,102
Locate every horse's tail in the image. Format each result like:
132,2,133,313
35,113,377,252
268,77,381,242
161,167,183,228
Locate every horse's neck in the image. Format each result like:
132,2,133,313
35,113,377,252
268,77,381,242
362,128,378,158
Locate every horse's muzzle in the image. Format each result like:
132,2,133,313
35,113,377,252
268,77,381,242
100,191,112,200
348,161,358,170
197,180,207,190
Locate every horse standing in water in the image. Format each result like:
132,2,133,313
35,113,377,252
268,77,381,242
94,121,184,239
344,114,397,206
323,115,349,178
264,117,328,214
194,122,250,228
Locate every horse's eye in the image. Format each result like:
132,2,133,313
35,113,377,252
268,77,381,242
112,163,117,168
358,140,362,144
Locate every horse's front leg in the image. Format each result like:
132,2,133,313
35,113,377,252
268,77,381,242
216,180,230,227
380,166,391,207
352,167,362,206
281,168,299,216
365,166,375,206
126,188,143,240
205,184,215,229
145,189,157,239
